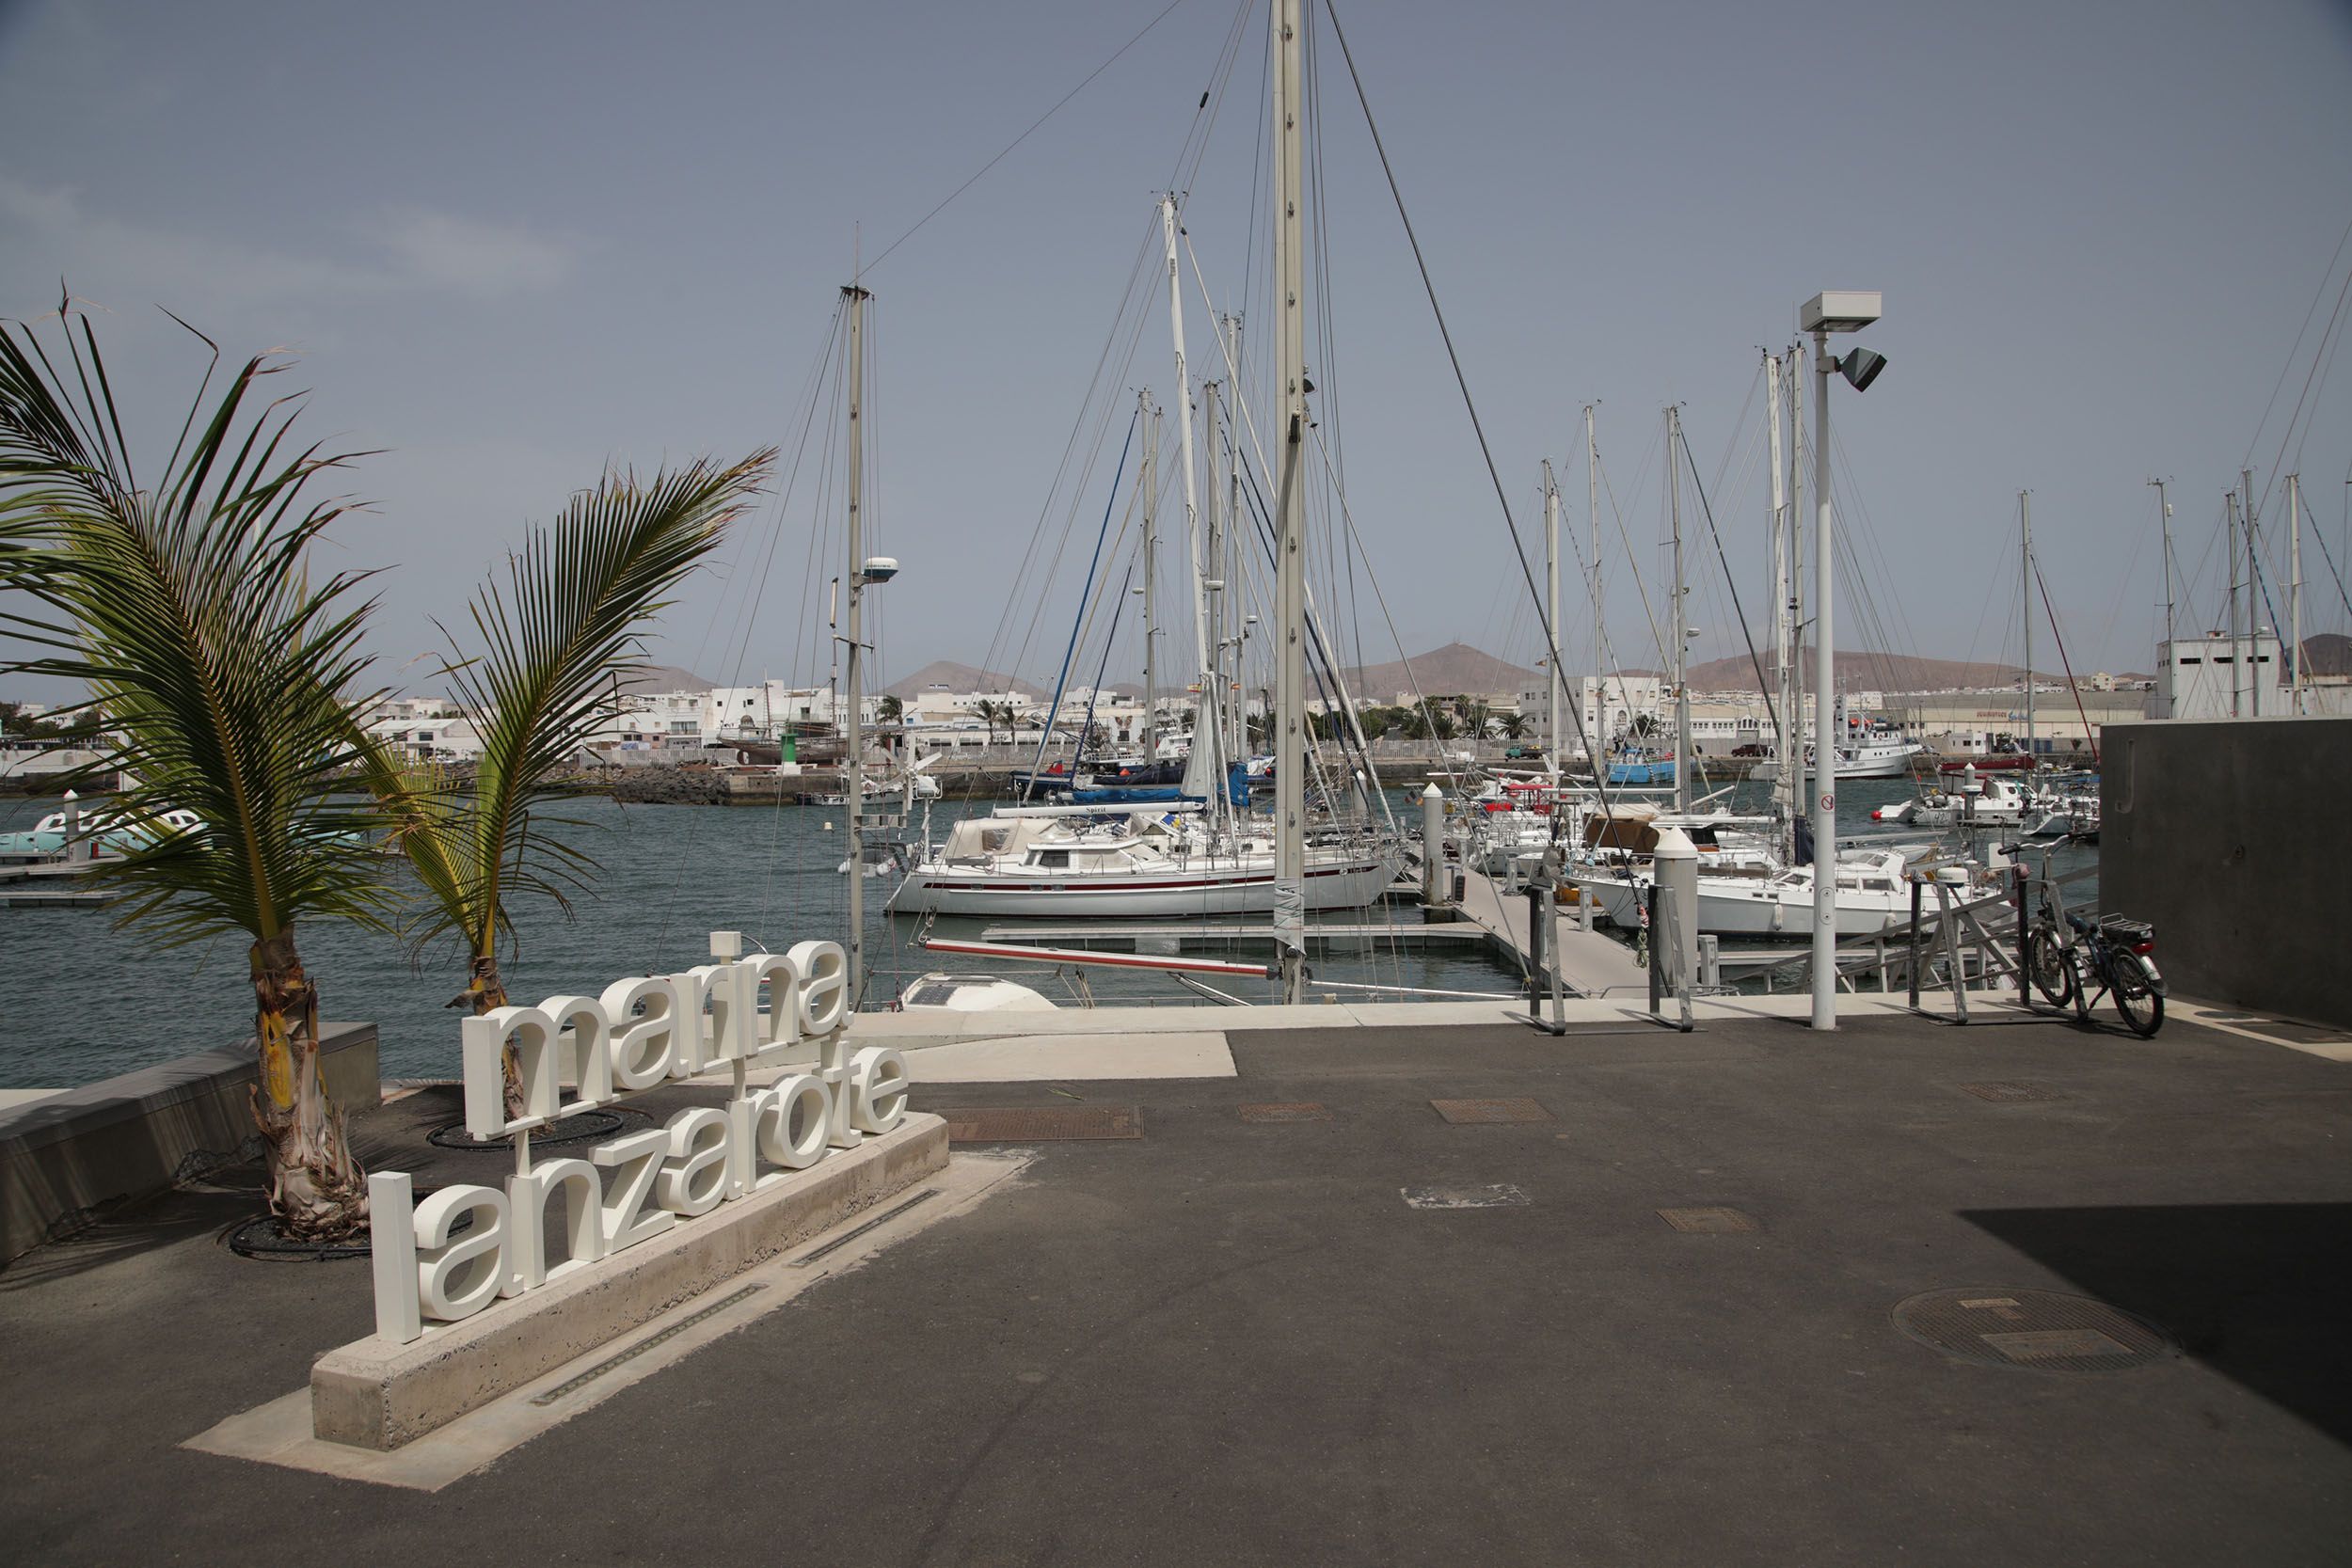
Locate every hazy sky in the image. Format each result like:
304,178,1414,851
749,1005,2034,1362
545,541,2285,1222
3,0,2348,701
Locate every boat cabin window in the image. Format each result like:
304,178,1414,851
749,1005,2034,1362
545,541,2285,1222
1036,849,1070,869
1864,878,1896,892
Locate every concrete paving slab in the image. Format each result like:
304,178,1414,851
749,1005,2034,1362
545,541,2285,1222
896,1030,1234,1082
183,1148,1031,1489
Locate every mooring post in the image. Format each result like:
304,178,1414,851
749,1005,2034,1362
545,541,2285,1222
1646,881,1662,1018
1907,877,1923,1009
2012,857,2029,996
1524,879,1549,1021
1421,783,1444,907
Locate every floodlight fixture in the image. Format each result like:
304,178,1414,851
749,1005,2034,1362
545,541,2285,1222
1838,347,1888,392
1800,291,1883,334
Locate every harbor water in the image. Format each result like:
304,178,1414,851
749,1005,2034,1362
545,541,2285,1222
0,776,2096,1088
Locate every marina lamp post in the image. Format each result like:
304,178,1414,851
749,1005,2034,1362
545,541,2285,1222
1800,290,1885,1031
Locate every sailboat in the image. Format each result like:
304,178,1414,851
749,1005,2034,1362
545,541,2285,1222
888,178,1399,923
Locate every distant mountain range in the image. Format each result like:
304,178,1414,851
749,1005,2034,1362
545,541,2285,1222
620,663,714,694
1326,642,2174,697
1680,651,2157,691
1339,641,1540,700
882,661,1045,701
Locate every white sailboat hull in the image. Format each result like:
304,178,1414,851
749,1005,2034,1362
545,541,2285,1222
1576,874,1919,938
888,852,1397,918
1751,741,1922,783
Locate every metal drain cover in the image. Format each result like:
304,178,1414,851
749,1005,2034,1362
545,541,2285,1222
1894,1289,2174,1372
1239,1102,1331,1123
1657,1206,1758,1234
1403,1183,1530,1210
1956,1081,2064,1104
940,1106,1141,1142
1430,1097,1552,1124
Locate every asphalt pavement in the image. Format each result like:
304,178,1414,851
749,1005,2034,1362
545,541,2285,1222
3,1003,2347,1565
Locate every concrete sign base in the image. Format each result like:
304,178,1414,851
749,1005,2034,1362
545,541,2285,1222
311,1112,947,1450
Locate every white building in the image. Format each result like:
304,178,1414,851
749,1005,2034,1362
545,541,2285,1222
2147,632,2286,721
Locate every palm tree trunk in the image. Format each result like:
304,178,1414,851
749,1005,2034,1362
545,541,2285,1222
248,927,369,1242
463,952,526,1119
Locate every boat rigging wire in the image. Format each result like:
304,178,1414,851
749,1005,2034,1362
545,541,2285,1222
863,0,1195,275
1313,0,1629,827
2030,553,2101,766
1022,408,1140,800
1677,419,1780,747
2240,208,2352,482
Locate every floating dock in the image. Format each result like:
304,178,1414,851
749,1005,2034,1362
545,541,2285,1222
977,922,1488,953
1451,867,1650,998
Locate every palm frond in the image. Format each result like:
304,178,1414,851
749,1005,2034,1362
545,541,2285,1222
0,300,391,943
394,451,773,960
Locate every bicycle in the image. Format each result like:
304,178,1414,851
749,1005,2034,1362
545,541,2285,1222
2019,868,2166,1037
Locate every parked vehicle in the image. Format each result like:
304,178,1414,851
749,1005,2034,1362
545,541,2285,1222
2025,882,2164,1037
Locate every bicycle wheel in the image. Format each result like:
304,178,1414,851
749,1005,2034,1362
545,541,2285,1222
2107,951,2165,1037
2025,925,2075,1008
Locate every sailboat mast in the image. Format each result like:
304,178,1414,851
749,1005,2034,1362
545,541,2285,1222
1224,313,1247,768
1270,0,1309,1003
2150,478,2174,653
1585,404,1600,749
1203,375,1225,762
2227,489,2244,718
1785,349,1806,836
2020,491,2033,764
1141,390,1158,758
1765,351,1793,848
1669,407,1690,814
1544,458,1563,763
2290,471,2303,712
2244,467,2262,718
1159,192,1219,817
842,282,870,1010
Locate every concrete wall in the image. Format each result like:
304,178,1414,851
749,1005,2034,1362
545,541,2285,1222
0,1024,378,1261
2102,717,2352,1028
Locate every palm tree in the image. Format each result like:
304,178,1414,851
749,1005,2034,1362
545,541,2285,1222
1499,712,1534,741
0,299,388,1241
877,694,904,724
363,454,771,1104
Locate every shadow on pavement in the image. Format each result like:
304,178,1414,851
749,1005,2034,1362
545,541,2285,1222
1963,1202,2352,1447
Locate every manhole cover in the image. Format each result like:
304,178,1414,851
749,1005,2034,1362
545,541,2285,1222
1240,1102,1331,1123
941,1106,1141,1142
1894,1289,2174,1372
1430,1097,1552,1124
1657,1206,1758,1233
1402,1183,1531,1210
1956,1081,2064,1104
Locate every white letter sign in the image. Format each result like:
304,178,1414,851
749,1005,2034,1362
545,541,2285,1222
366,931,922,1344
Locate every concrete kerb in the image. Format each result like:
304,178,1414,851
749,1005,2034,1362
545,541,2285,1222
309,1111,948,1451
